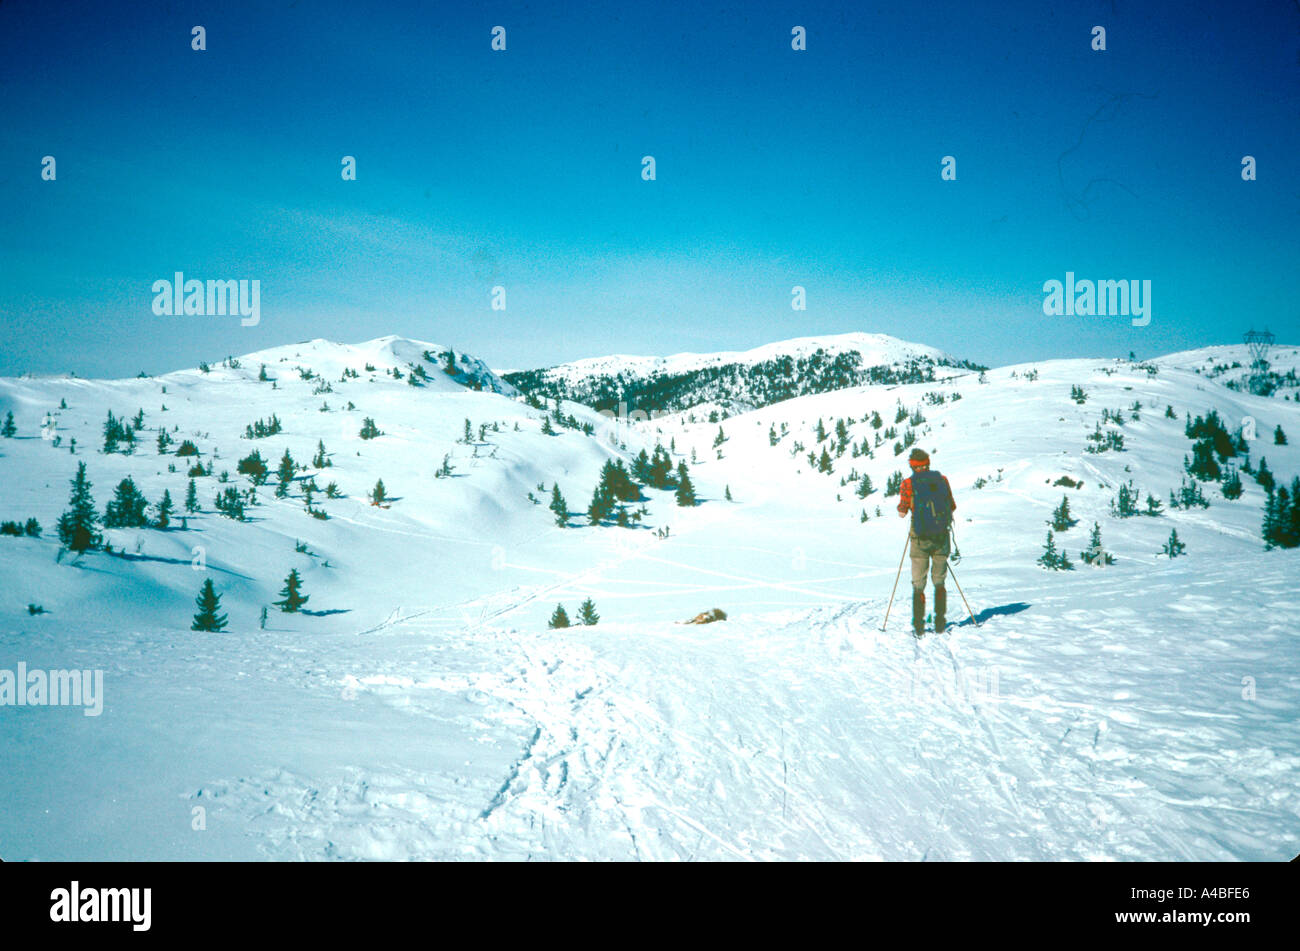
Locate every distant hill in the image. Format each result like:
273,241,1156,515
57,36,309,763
503,332,986,415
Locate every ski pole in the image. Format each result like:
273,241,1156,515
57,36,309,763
946,562,978,627
879,530,910,631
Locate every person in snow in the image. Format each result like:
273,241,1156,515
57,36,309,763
897,447,957,634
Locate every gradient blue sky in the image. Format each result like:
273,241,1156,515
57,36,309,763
1,0,1296,378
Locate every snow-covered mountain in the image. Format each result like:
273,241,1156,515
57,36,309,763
1,335,1298,861
503,331,985,415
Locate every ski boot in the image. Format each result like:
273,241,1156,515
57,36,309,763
934,586,947,634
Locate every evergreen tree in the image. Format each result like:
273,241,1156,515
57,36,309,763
1184,439,1221,481
724,484,733,501
184,478,199,513
56,461,102,552
675,463,696,507
549,484,568,526
1220,467,1243,500
0,411,15,437
369,479,387,506
213,487,246,520
1144,493,1164,516
274,568,309,613
1050,494,1077,531
1275,425,1288,446
577,598,600,625
155,489,175,529
1081,522,1115,566
1037,530,1072,570
276,449,295,497
1161,529,1186,558
237,449,269,485
856,473,874,498
359,417,381,440
1255,456,1275,493
191,578,228,632
587,480,616,525
104,477,150,528
548,603,570,629
1262,488,1281,550
312,440,330,468
1110,480,1139,518
817,447,833,474
156,429,172,454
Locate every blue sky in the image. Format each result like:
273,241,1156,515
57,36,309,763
1,0,1296,377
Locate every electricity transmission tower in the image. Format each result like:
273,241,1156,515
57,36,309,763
1243,328,1275,394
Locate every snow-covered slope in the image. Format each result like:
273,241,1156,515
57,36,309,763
1,338,1297,861
1153,342,1300,397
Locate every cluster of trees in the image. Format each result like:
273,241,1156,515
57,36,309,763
192,568,310,632
1262,477,1300,550
102,409,144,453
54,464,184,550
1040,520,1116,569
548,598,599,628
0,518,41,537
505,348,984,416
243,414,283,439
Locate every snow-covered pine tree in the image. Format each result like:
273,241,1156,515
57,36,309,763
276,449,295,497
1161,529,1186,558
155,489,174,529
1110,480,1139,518
1220,467,1243,500
1081,522,1114,565
0,411,16,437
549,484,568,526
57,462,102,552
1050,494,1077,531
675,463,696,507
1037,530,1072,570
103,477,150,528
274,568,309,613
238,449,268,485
1255,457,1275,493
191,579,228,632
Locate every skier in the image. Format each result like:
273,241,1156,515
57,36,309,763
896,448,957,634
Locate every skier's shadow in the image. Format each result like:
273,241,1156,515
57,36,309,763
953,602,1031,627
